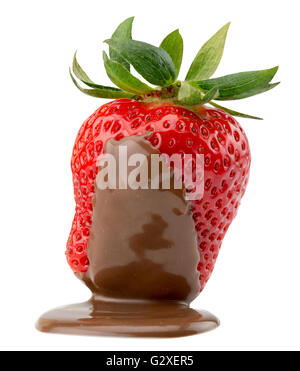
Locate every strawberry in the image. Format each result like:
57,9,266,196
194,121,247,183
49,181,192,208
67,18,279,292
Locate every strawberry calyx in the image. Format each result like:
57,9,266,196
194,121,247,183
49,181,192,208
70,17,279,120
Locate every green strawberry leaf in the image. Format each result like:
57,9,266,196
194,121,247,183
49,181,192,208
103,51,153,94
69,68,134,99
200,86,219,104
160,29,183,79
72,52,122,90
110,17,134,71
72,51,94,84
104,39,176,87
185,23,230,81
224,82,280,100
178,82,219,105
210,101,263,120
195,67,279,100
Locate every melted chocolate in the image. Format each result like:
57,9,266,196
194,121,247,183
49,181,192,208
81,136,200,303
36,136,219,337
37,299,219,338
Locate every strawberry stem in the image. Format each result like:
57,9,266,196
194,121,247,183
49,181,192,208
70,18,279,120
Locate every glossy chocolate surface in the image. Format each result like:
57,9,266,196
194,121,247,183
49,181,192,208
37,136,219,337
37,299,219,338
80,136,200,304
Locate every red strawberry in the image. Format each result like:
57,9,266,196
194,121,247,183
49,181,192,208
66,99,251,290
67,18,279,292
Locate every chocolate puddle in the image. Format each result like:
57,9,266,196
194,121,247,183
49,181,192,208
36,136,219,337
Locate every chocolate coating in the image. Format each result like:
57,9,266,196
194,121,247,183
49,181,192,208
37,136,219,337
80,136,200,303
37,299,219,338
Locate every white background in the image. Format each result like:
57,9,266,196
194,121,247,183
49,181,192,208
0,0,299,351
